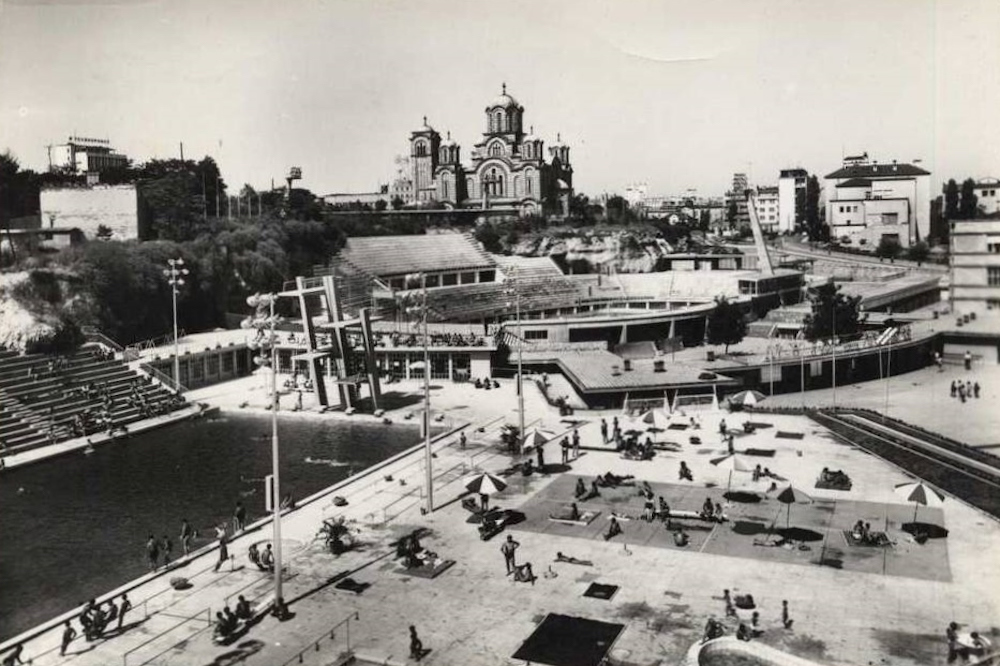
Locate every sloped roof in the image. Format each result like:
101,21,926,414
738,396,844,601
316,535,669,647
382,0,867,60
826,163,930,179
836,178,873,188
335,233,495,278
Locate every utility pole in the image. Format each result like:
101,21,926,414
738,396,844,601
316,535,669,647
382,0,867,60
163,258,189,391
179,142,184,162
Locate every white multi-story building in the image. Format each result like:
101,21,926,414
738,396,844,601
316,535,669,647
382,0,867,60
824,154,931,248
950,217,1000,310
755,185,780,232
50,136,128,174
777,168,808,234
974,177,1000,216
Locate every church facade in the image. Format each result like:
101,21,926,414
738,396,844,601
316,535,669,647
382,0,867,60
393,86,574,217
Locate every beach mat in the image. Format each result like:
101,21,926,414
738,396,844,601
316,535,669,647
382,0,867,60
512,614,624,666
743,448,776,457
775,431,805,440
583,582,619,600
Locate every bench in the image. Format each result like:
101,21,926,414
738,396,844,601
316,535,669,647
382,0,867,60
547,511,600,526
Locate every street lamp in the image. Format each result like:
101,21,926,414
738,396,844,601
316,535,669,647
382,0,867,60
404,275,434,514
241,293,286,617
502,271,525,453
163,258,189,391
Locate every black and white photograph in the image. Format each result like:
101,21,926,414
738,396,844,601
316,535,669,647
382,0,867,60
1,1,999,664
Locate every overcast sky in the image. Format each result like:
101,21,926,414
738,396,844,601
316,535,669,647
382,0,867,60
1,0,998,198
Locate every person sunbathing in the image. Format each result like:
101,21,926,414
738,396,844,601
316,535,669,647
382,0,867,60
673,528,690,547
555,552,593,566
679,462,693,481
604,517,623,540
574,478,587,499
700,497,714,520
600,472,635,487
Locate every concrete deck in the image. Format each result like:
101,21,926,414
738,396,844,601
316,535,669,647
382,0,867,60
4,374,999,666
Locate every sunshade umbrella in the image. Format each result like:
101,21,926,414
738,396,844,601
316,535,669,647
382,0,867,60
521,427,556,453
636,409,670,432
710,453,754,494
464,472,508,496
772,484,813,529
894,480,945,524
728,390,766,407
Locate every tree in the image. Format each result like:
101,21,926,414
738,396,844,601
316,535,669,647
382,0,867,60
374,199,388,212
929,195,946,245
943,179,959,221
959,178,978,219
907,240,930,266
802,283,862,342
604,195,634,225
95,224,114,241
706,296,746,353
805,175,821,240
875,236,902,261
725,200,737,228
391,196,405,210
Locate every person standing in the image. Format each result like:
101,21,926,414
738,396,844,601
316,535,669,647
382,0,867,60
950,381,957,398
935,351,943,372
946,622,959,663
161,535,173,566
261,543,275,572
145,535,160,572
600,418,608,443
535,444,545,472
781,600,793,629
60,621,77,656
964,350,972,371
974,382,981,399
560,437,569,464
213,525,229,573
117,594,131,631
180,518,194,556
572,430,580,459
409,625,424,661
459,431,467,450
501,535,520,575
234,501,247,532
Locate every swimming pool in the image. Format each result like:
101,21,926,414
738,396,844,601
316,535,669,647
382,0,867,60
0,412,424,640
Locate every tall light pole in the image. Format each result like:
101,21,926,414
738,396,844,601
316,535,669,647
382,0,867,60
831,299,837,409
163,258,189,391
503,271,525,452
242,294,285,615
405,275,434,513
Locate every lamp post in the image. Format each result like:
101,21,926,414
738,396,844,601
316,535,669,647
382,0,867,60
405,275,433,514
242,293,285,615
503,272,525,452
831,299,837,409
163,258,189,391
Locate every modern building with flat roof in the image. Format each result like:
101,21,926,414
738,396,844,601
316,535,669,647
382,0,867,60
950,216,1000,310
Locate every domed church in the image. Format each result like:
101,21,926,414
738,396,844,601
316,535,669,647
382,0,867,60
399,85,574,216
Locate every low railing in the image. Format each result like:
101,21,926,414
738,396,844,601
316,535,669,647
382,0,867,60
277,612,360,666
121,607,213,666
82,326,125,352
138,362,190,395
124,330,186,359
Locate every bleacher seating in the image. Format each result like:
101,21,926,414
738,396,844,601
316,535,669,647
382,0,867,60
0,345,187,455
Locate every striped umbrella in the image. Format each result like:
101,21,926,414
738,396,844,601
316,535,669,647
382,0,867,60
728,390,766,407
772,484,813,529
521,427,556,453
894,481,945,523
464,472,508,496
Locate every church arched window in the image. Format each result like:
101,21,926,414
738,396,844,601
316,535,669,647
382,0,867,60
526,171,533,195
415,141,426,157
513,175,521,197
495,111,504,132
489,142,503,157
442,178,450,200
524,143,532,158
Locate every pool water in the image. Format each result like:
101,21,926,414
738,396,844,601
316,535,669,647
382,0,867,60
0,412,423,640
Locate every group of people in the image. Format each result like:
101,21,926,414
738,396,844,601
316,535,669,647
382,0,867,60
213,596,255,642
950,380,982,402
52,593,133,656
850,520,879,545
703,591,792,644
946,621,992,663
559,431,582,463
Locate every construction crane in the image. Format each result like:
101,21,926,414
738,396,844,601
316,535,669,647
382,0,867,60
745,189,775,276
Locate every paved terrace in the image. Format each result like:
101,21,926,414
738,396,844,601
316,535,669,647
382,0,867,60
6,377,1000,666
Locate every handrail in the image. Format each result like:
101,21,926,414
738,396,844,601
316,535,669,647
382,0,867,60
138,362,189,395
278,611,359,666
122,607,213,666
81,326,125,352
125,330,187,356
